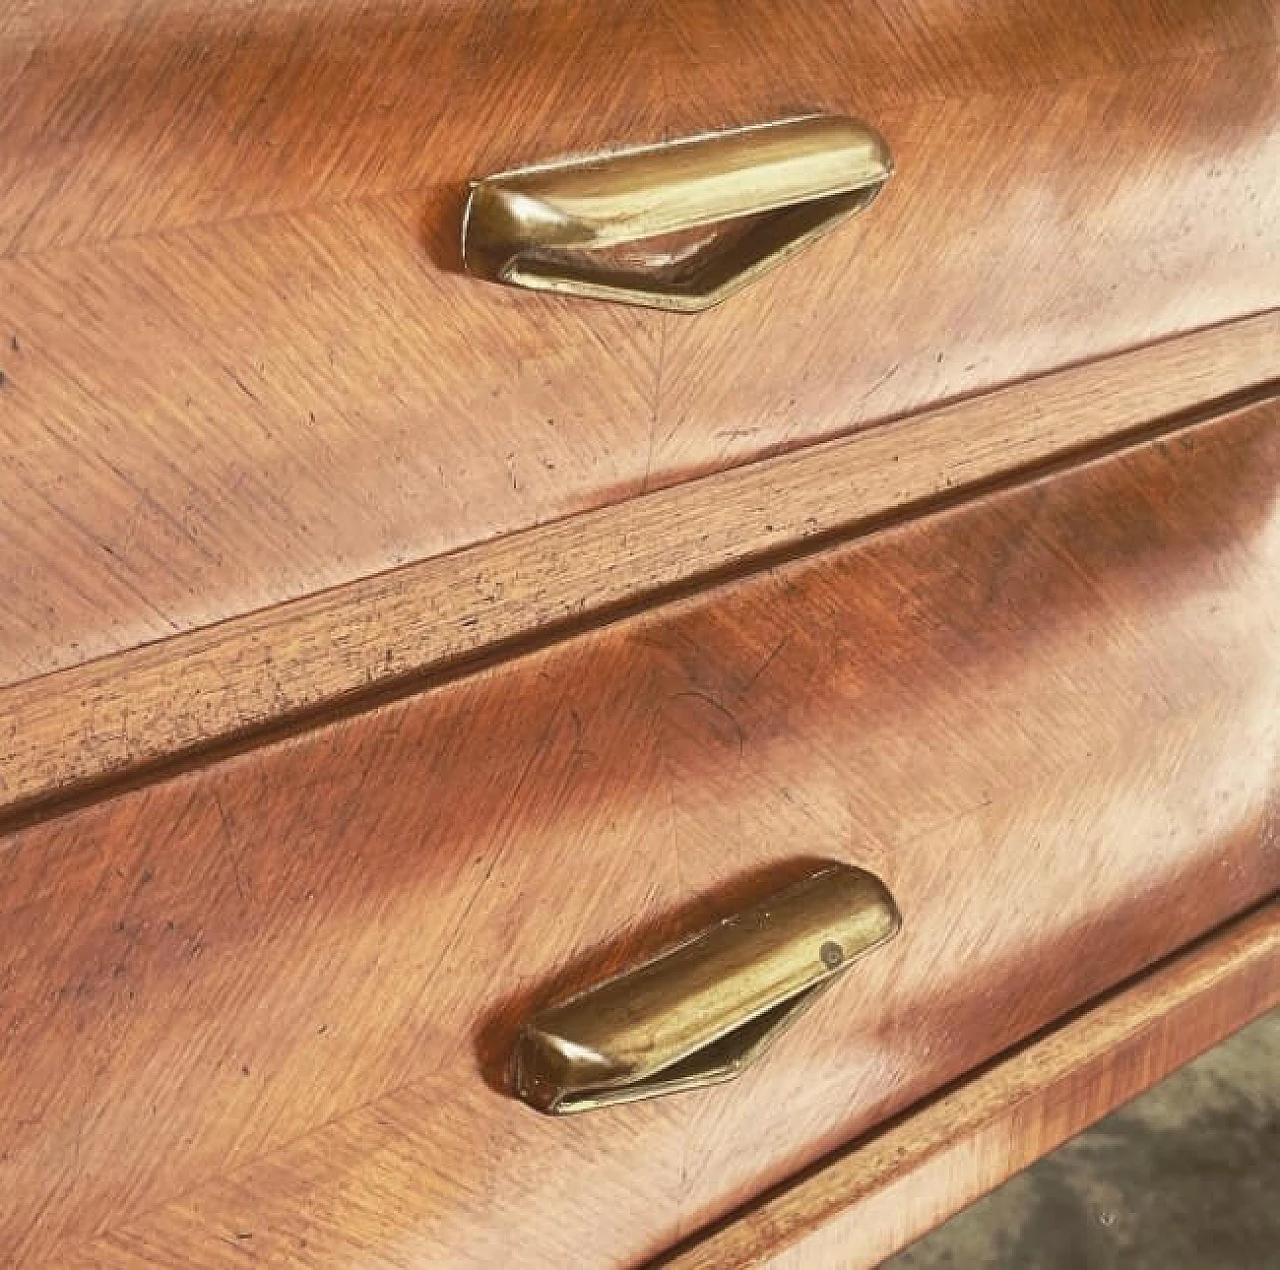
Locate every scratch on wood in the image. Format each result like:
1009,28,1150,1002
739,636,790,698
667,689,747,754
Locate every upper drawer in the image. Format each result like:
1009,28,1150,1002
1,0,1277,683
3,401,1276,1266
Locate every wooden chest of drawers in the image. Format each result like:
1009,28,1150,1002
1,1,1277,1265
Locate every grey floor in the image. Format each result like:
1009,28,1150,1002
885,1010,1280,1269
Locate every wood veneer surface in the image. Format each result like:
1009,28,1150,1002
0,1,1277,684
2,401,1276,1267
2,315,1277,819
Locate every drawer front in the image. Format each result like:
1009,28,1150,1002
2,2,1277,683
3,402,1277,1266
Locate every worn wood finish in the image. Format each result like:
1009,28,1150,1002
660,900,1280,1270
2,402,1276,1267
2,314,1277,819
0,2,1277,684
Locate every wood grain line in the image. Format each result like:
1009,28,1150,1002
1,311,1277,820
656,896,1280,1269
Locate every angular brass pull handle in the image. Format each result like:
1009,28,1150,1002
462,115,891,312
514,862,900,1114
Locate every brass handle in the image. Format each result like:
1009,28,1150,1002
514,862,900,1114
462,115,891,313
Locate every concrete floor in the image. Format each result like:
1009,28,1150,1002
886,1009,1280,1269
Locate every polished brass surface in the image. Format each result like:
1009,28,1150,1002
462,115,891,312
514,863,901,1114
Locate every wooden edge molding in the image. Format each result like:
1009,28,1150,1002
1,311,1278,820
654,896,1280,1270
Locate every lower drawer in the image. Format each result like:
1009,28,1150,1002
3,402,1277,1266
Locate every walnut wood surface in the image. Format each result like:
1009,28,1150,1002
2,314,1277,820
0,1,1277,685
2,401,1276,1266
661,899,1280,1269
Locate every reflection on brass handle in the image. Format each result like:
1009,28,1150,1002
462,115,891,312
514,862,900,1114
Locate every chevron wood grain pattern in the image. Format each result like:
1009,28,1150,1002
0,1,1277,686
660,899,1280,1270
2,400,1276,1266
2,313,1277,821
